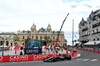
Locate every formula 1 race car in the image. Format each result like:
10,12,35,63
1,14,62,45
43,54,71,62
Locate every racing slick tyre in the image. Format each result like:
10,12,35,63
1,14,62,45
67,57,71,60
43,58,45,62
46,56,50,59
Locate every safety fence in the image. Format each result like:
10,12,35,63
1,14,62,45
3,46,52,50
0,52,77,62
77,48,100,53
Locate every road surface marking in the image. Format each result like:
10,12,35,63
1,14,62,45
91,59,98,61
32,61,43,62
76,54,81,57
76,58,82,61
82,59,89,61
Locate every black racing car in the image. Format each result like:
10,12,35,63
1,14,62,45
43,54,71,62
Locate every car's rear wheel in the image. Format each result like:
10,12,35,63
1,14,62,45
43,58,45,62
46,56,50,59
67,57,71,60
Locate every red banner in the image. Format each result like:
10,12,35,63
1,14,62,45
0,52,77,62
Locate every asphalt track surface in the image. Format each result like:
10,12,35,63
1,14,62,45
0,50,100,66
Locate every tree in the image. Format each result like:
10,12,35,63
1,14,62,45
14,37,21,42
14,37,21,46
74,39,79,47
43,36,52,46
74,43,79,47
13,37,21,54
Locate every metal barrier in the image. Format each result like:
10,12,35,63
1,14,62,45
0,51,77,62
77,48,100,53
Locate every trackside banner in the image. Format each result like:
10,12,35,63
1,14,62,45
24,39,42,54
0,52,77,62
0,54,58,62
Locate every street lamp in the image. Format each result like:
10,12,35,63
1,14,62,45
2,38,4,55
94,42,96,50
15,41,17,54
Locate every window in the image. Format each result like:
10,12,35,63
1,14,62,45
27,36,29,39
93,30,94,33
93,39,95,41
53,36,55,39
96,29,98,32
36,36,38,39
11,43,12,46
6,41,9,46
40,36,42,39
97,38,99,41
23,36,24,39
0,41,3,45
48,36,50,39
32,36,34,39
89,22,91,24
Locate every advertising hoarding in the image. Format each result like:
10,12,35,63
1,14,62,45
24,39,42,54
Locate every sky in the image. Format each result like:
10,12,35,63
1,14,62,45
0,0,100,45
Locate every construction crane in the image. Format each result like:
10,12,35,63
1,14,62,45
56,13,69,45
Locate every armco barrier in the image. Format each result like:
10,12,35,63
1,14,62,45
77,48,100,53
0,52,77,62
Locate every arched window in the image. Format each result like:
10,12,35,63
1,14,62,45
97,38,99,41
32,36,34,39
36,36,38,39
0,41,3,45
23,36,24,39
53,36,55,39
40,36,42,39
27,36,29,39
6,41,9,46
93,39,95,41
11,43,12,46
96,29,98,32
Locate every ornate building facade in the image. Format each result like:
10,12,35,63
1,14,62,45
79,9,100,46
17,24,67,46
0,24,67,47
0,32,17,46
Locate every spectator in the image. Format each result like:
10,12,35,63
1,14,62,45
20,51,23,55
20,46,23,50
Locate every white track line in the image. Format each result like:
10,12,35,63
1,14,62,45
82,59,89,61
76,58,82,61
91,59,98,61
72,54,81,58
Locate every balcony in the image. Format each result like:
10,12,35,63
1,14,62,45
92,32,100,35
82,34,90,37
92,22,100,28
82,27,88,32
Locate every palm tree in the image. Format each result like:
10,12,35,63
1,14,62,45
74,39,80,47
